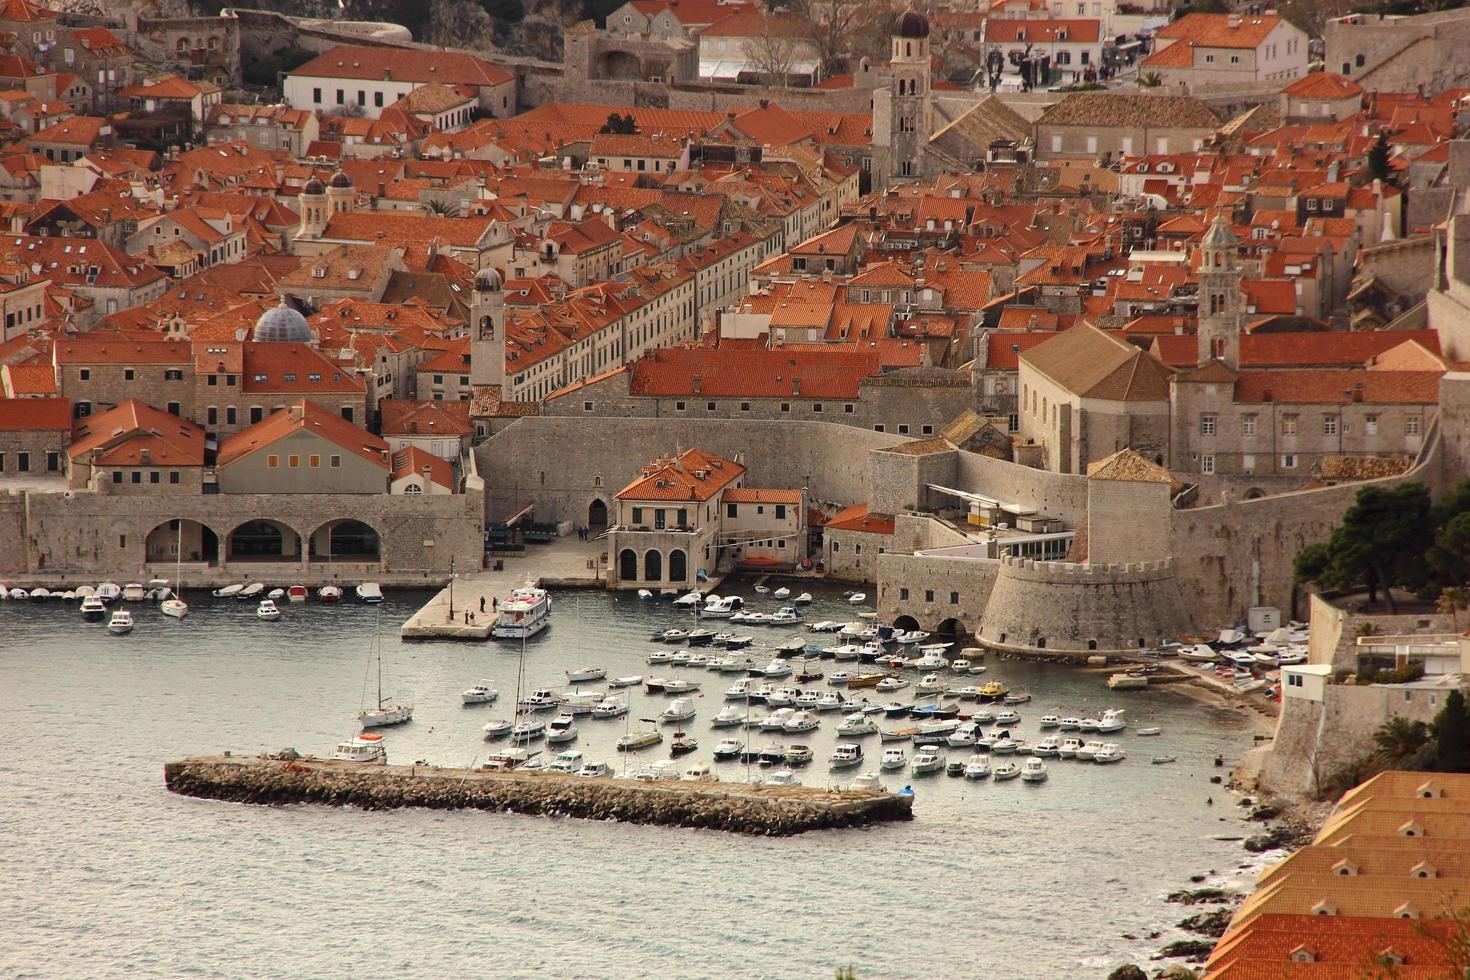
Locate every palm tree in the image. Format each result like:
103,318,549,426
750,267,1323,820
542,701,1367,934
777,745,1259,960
1437,586,1469,631
1373,716,1431,768
423,198,460,218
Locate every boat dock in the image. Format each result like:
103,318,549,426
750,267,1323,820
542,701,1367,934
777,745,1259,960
399,536,604,641
163,754,914,836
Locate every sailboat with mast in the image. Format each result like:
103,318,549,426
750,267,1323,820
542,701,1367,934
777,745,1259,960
358,611,413,728
486,629,538,767
161,522,188,620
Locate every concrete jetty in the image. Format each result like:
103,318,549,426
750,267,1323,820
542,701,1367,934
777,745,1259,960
163,755,914,835
399,536,605,640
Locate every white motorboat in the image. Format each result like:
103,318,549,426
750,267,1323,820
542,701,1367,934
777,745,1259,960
122,583,147,602
1021,758,1049,783
963,755,991,779
318,586,342,604
1032,736,1062,758
1058,717,1081,730
1097,708,1126,733
355,582,383,604
682,763,717,782
761,658,792,678
815,692,845,711
1094,743,1126,764
1075,739,1105,761
912,652,949,670
671,590,702,608
894,630,930,645
510,719,547,743
914,673,949,695
994,710,1021,726
807,620,842,632
1079,718,1101,732
7,587,27,600
518,689,559,711
238,583,265,601
647,649,674,664
608,675,643,688
794,691,820,710
836,712,878,736
782,710,820,734
880,747,908,770
637,589,654,601
267,588,285,601
946,721,982,748
770,608,800,625
773,587,791,599
699,596,740,619
576,762,612,778
911,746,945,774
847,592,867,604
256,599,282,621
592,694,628,718
712,737,744,760
462,682,499,705
828,671,851,686
555,691,604,715
287,585,308,603
548,750,584,773
1275,649,1308,666
760,708,796,732
333,732,386,763
660,678,701,695
765,768,802,786
566,666,607,683
950,659,971,673
710,705,746,727
829,742,863,769
492,584,552,639
80,596,107,622
107,610,134,635
213,584,245,599
482,718,513,739
992,761,1021,781
660,697,697,722
1180,643,1219,663
725,677,754,700
96,582,122,604
1058,737,1083,759
546,714,579,744
794,592,814,605
876,676,909,692
1039,715,1061,728
850,771,884,792
764,687,798,707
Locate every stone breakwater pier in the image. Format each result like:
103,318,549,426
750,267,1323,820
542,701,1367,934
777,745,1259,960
163,756,914,835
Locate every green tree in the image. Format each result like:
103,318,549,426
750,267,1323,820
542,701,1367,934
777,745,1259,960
1437,586,1469,630
1293,483,1433,612
1431,690,1470,772
1373,715,1431,768
1367,131,1396,185
599,113,637,135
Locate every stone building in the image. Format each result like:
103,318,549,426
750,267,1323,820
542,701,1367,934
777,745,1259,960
215,400,388,495
68,399,207,494
0,396,69,479
1033,93,1220,162
54,338,195,421
1140,13,1308,87
872,11,934,183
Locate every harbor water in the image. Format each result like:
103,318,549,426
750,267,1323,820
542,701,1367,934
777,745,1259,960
3,584,1265,978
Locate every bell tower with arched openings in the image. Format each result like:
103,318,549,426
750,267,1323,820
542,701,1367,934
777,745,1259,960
469,265,505,388
884,9,932,182
1196,215,1242,368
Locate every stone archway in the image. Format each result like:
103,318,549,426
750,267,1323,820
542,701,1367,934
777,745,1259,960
935,617,966,641
146,519,219,565
668,549,687,583
589,498,609,531
225,519,302,561
894,614,921,632
619,548,637,581
309,519,381,561
643,549,662,582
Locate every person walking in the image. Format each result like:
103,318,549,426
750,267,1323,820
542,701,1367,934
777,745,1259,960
480,596,486,613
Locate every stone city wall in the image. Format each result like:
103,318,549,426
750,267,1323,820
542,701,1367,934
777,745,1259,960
0,486,483,585
875,551,997,636
475,416,899,526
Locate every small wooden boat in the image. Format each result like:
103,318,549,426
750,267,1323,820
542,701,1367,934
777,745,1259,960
318,585,342,604
880,727,917,742
1150,756,1177,765
669,731,698,757
287,585,309,603
1136,727,1162,736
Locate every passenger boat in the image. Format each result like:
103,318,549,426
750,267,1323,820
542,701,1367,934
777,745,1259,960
963,755,991,779
992,761,1021,781
1021,758,1049,783
213,584,245,599
592,694,628,719
462,682,499,705
989,731,1019,754
287,585,308,603
829,742,864,769
795,691,820,710
333,732,386,763
80,596,107,621
492,584,551,639
953,685,982,700
106,610,134,635
828,671,851,686
699,596,741,618
946,721,982,748
724,677,753,700
770,607,801,625
545,714,579,744
910,745,944,774
950,659,971,673
945,759,966,777
566,666,607,683
238,583,265,601
757,743,788,765
659,697,697,722
1058,717,1081,730
761,658,793,678
318,585,342,604
914,673,948,695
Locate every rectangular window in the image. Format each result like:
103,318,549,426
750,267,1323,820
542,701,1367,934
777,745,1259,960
1201,454,1215,474
313,87,322,103
250,407,263,424
267,455,279,468
632,507,644,524
1323,416,1337,435
288,455,299,468
336,89,344,105
46,451,58,472
780,403,790,413
226,407,237,425
726,503,736,518
165,369,183,381
374,91,384,108
149,471,160,484
775,505,786,519
169,471,180,484
812,403,822,413
874,424,885,433
922,425,934,436
130,471,141,484
1281,453,1297,469
167,402,180,417
1282,416,1297,435
79,368,90,381
740,402,750,412
309,455,320,468
707,401,716,412
207,407,218,425
844,403,854,414
675,401,686,411
1408,417,1421,436
950,592,959,604
1242,414,1257,435
1200,414,1216,436
17,452,28,472
1365,415,1379,435
1242,453,1255,472
111,470,121,483
924,590,934,603
897,424,910,435
900,588,910,600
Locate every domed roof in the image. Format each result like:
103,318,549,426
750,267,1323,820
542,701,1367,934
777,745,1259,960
302,178,326,196
895,9,929,38
253,300,312,344
475,266,502,291
328,169,352,189
1202,214,1238,249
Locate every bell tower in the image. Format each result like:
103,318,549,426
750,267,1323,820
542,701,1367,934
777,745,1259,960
887,9,932,182
1197,215,1241,368
470,266,505,388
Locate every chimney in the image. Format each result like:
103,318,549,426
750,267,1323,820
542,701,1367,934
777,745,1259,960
792,376,801,395
289,402,304,422
139,449,151,465
1227,13,1241,27
692,373,702,393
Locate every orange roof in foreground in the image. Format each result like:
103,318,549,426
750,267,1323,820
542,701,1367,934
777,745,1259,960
68,399,206,466
216,399,387,469
0,396,69,429
723,487,803,503
616,447,744,502
824,504,895,535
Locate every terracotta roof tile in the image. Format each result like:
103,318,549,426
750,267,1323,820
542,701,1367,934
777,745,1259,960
0,395,68,429
217,398,386,469
616,447,744,502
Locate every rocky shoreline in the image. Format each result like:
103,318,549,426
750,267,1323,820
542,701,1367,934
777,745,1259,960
163,755,914,836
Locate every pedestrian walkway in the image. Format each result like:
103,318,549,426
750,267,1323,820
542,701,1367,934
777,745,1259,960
399,535,605,640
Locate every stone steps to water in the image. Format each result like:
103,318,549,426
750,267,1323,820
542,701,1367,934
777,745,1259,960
163,755,913,836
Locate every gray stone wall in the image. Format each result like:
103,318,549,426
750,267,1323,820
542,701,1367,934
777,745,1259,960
825,527,892,582
876,551,996,635
0,430,67,477
1087,478,1170,564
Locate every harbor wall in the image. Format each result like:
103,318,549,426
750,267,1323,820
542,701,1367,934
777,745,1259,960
163,755,913,835
474,417,902,524
875,552,997,635
0,486,484,585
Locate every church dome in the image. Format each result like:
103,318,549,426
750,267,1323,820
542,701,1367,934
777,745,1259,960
253,300,312,343
895,10,930,38
475,266,502,291
1202,214,1238,248
328,169,353,189
302,178,326,196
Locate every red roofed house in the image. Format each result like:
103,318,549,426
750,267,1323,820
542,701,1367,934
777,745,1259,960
390,445,456,495
607,447,807,587
379,397,472,461
67,397,206,492
1279,71,1363,123
215,398,388,495
0,395,70,479
822,503,896,581
283,44,516,121
1141,13,1308,86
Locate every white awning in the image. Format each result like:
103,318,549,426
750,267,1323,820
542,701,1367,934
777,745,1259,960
928,483,1036,516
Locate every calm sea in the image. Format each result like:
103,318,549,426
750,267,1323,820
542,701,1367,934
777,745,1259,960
2,583,1267,978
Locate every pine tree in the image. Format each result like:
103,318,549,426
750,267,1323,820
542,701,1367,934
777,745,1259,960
1432,690,1470,772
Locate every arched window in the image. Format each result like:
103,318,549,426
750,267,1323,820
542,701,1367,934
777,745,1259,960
403,483,422,494
479,315,495,339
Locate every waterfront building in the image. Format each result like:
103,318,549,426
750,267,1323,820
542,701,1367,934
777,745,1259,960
215,399,389,494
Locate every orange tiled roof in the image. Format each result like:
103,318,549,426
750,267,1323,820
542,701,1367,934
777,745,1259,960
616,447,744,502
1233,369,1441,404
379,398,472,436
824,504,895,535
217,398,387,469
69,399,206,466
723,487,802,503
290,44,512,87
1283,71,1363,99
391,445,453,489
0,395,68,429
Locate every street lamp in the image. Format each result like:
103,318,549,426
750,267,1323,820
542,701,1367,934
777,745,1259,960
447,554,456,622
